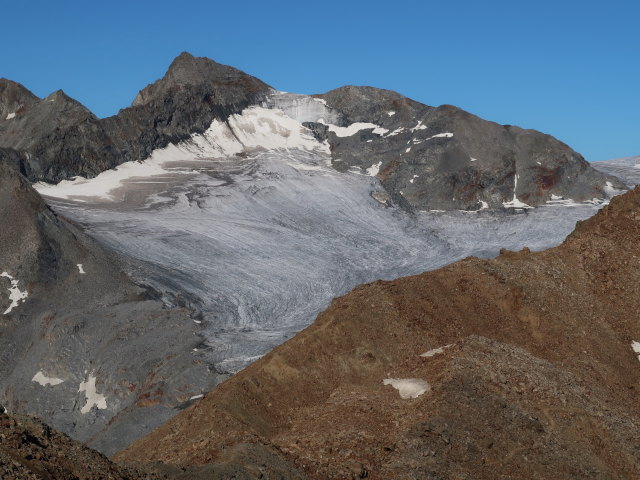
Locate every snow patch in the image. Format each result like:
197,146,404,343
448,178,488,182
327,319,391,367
410,121,428,132
420,344,453,358
632,341,640,362
5,112,16,120
387,111,396,116
503,174,532,209
410,174,419,184
386,127,406,137
78,374,107,414
427,132,454,140
325,122,389,137
366,161,382,177
32,371,64,386
190,394,203,400
545,197,583,207
405,147,411,153
77,264,86,274
383,378,430,399
603,180,626,198
478,200,489,210
470,157,477,162
1,272,28,314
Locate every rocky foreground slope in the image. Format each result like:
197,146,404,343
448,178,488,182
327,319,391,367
0,410,159,480
0,52,622,211
119,186,640,479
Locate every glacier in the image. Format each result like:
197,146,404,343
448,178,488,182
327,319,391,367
35,94,621,374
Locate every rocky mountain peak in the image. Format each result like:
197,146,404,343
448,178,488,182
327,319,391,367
0,78,39,120
320,85,430,124
132,52,272,107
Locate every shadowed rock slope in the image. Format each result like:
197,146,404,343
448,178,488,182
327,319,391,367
0,153,223,455
119,187,640,479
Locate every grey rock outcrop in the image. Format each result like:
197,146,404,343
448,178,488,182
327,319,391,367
0,79,39,121
0,53,272,183
314,86,623,210
0,155,224,455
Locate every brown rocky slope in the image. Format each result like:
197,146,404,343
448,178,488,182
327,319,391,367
118,188,640,479
0,410,160,480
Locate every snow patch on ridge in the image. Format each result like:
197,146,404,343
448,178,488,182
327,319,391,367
366,161,382,176
32,371,64,386
1,272,28,314
78,374,107,414
420,344,453,358
632,341,640,362
386,127,406,137
323,121,389,137
427,132,454,140
383,378,430,399
410,121,428,132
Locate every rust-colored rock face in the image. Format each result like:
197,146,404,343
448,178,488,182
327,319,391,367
116,188,640,479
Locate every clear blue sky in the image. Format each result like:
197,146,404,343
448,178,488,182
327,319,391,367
1,0,637,161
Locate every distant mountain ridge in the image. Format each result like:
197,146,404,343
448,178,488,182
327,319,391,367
0,52,624,211
0,52,271,184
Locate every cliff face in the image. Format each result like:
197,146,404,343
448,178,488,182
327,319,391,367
118,187,640,479
316,86,621,210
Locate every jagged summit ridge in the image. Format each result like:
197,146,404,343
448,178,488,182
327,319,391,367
132,51,272,107
0,53,624,210
0,78,39,120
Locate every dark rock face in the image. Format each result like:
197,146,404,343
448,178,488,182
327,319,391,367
0,79,39,121
0,53,272,183
316,86,623,210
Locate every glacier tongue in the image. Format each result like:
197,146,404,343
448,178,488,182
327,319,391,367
37,144,611,375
